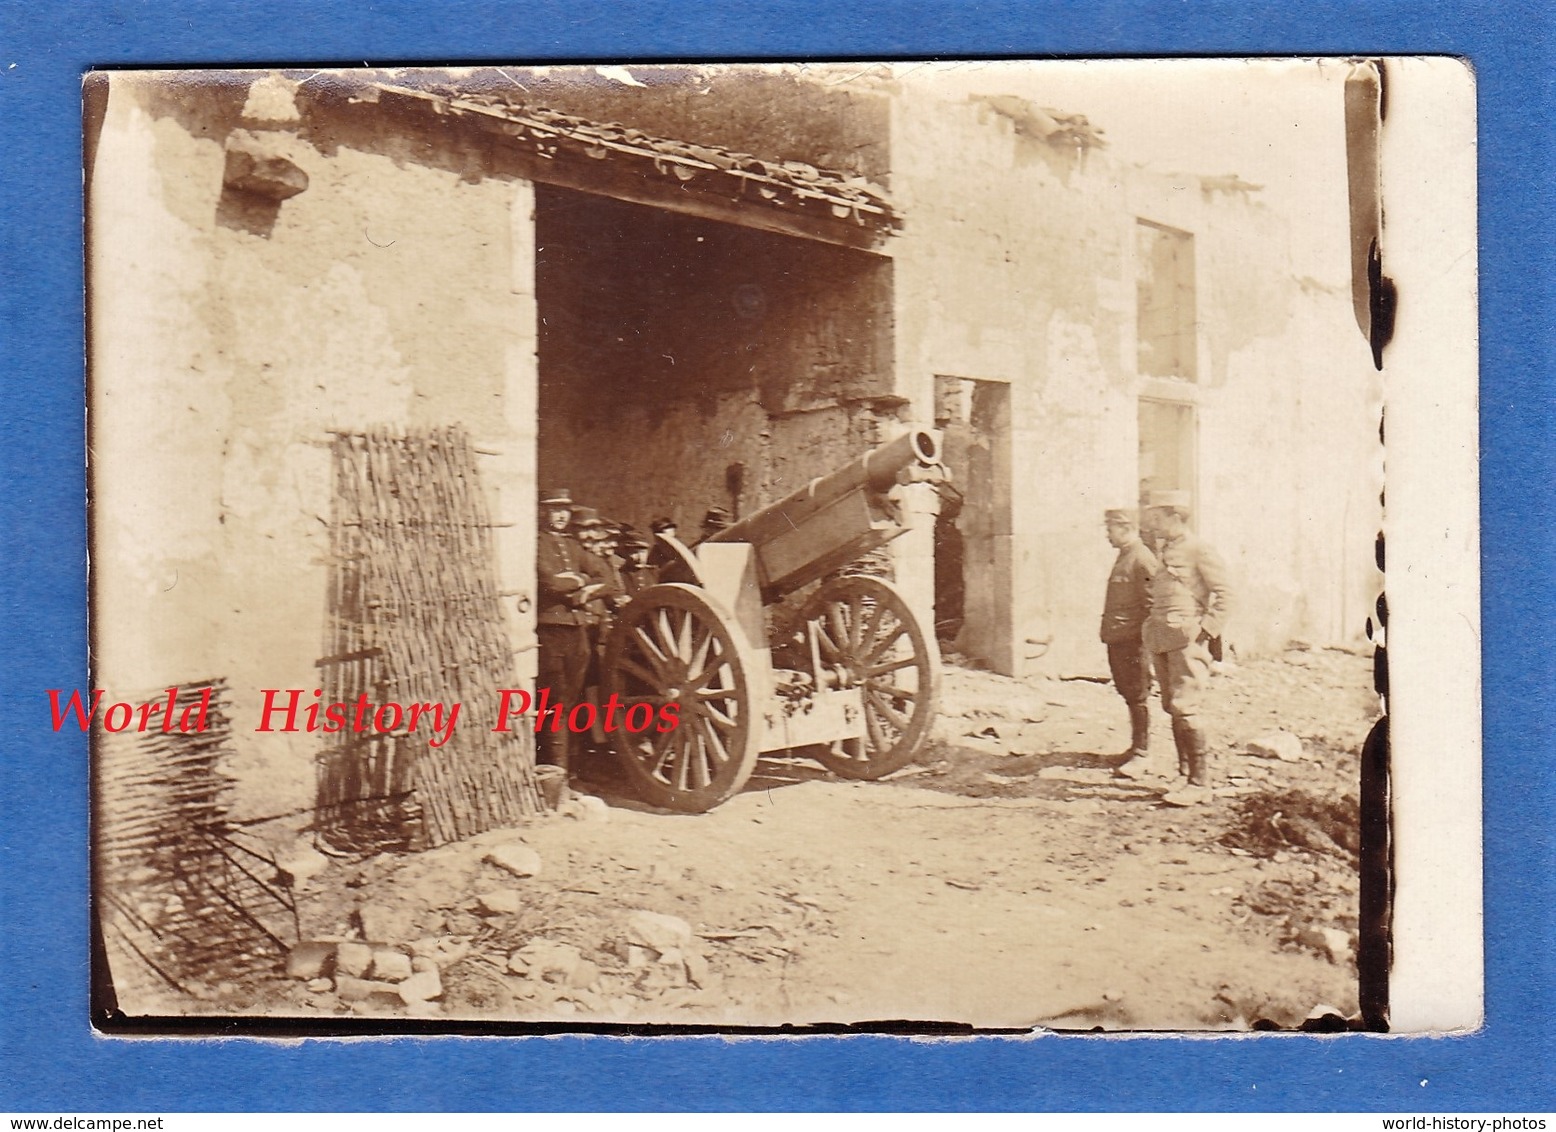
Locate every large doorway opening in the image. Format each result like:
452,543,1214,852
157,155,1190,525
933,376,1013,674
533,185,894,537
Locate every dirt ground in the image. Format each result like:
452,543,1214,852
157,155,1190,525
109,646,1376,1032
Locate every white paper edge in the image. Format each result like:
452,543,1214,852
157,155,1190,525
1383,56,1484,1033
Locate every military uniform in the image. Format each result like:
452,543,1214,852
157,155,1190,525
693,506,733,547
536,490,601,771
568,507,625,701
1141,494,1232,787
618,530,660,595
1100,509,1159,758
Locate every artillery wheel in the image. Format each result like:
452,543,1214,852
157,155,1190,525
800,574,941,779
603,583,761,813
647,533,704,586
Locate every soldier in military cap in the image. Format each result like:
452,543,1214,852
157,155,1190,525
1101,507,1159,777
618,529,660,596
1141,490,1233,796
567,506,625,720
535,488,605,775
695,506,733,546
570,507,623,614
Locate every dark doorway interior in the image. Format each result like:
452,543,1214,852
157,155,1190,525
533,184,894,535
933,376,1013,673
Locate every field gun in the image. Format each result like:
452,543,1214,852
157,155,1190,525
601,428,946,812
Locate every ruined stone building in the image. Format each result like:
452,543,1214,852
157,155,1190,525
88,66,1381,820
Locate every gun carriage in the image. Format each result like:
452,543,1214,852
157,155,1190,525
602,429,947,813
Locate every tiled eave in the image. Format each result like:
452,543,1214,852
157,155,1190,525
357,81,900,251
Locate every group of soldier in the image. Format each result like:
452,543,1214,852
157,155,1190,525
534,488,734,773
1100,490,1232,801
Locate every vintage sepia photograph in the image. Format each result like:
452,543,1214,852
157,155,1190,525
87,59,1401,1032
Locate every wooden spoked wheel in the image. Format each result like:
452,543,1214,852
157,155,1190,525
602,583,762,813
646,533,705,587
800,574,940,779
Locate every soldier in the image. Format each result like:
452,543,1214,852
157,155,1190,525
599,521,627,581
570,507,624,617
535,488,602,774
1141,490,1233,796
695,506,733,546
618,529,660,595
568,507,623,713
1101,508,1159,778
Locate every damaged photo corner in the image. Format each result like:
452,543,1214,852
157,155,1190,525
81,57,1479,1037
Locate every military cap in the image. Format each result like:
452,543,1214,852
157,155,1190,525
539,487,572,506
1146,489,1192,510
619,530,653,550
570,506,605,528
1104,507,1138,524
650,516,677,534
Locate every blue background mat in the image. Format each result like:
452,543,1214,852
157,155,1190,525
2,0,1551,1112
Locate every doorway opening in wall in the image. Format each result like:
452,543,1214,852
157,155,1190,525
530,183,896,792
1138,397,1198,519
933,375,1014,675
533,184,894,539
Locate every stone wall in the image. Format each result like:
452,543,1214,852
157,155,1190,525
888,87,1381,676
90,74,540,818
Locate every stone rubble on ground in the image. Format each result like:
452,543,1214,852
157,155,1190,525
334,940,373,978
253,654,1369,1026
485,843,543,878
410,935,471,966
397,967,442,1003
682,950,710,986
357,902,419,943
333,974,402,1003
285,940,335,979
1244,730,1305,762
475,889,524,916
558,793,612,822
625,909,695,953
277,842,332,888
507,939,584,983
370,947,413,981
285,938,445,1012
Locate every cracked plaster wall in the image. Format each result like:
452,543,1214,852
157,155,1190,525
90,75,538,818
889,90,1381,677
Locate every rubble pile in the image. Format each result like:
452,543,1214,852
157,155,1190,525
279,806,731,1021
285,938,445,1016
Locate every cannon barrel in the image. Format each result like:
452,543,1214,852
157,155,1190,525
707,428,943,600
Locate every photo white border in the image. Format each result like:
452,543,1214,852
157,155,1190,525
1382,56,1483,1032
